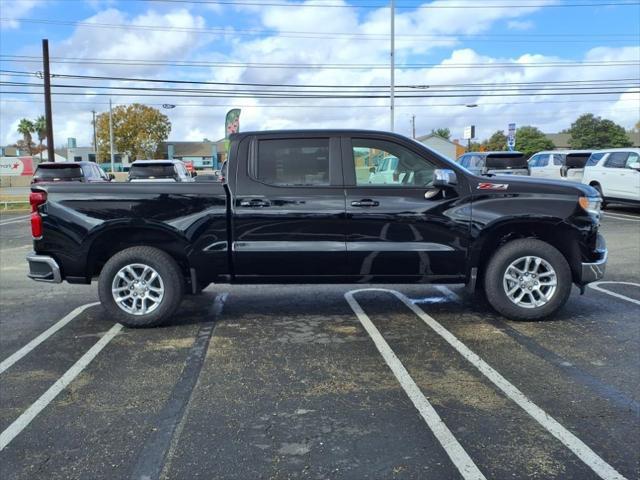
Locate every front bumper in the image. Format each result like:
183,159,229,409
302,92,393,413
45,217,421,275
579,234,607,284
26,253,62,283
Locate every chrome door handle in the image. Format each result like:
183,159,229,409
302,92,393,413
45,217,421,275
351,199,380,207
240,199,270,208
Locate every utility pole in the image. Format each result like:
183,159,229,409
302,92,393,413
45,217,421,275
109,99,115,173
390,0,395,132
91,110,97,155
42,39,55,162
411,114,416,139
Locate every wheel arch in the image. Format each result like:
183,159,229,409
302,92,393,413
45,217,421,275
84,224,192,280
469,219,583,286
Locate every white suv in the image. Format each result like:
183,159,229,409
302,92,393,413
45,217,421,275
528,150,592,182
582,148,640,206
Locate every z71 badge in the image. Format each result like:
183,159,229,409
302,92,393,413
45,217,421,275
477,183,509,190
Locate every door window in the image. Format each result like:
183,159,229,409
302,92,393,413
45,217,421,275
255,138,330,186
625,152,639,168
552,154,565,166
352,138,436,187
604,152,629,169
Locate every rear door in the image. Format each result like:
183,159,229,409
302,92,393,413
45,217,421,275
621,152,640,200
602,152,630,198
343,134,470,281
528,154,548,177
232,134,348,278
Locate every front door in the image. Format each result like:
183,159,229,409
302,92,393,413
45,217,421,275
343,135,471,282
232,135,347,278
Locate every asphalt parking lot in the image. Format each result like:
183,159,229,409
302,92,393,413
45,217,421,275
0,208,638,480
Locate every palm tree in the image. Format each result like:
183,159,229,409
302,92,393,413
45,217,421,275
17,119,35,155
34,115,47,160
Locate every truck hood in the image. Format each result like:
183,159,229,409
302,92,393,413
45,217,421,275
469,173,598,197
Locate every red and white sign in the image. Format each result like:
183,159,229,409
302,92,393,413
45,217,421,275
0,157,35,176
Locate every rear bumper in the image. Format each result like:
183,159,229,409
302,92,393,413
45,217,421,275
26,253,62,283
579,234,607,285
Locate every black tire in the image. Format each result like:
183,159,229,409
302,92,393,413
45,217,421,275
98,246,184,327
483,239,572,321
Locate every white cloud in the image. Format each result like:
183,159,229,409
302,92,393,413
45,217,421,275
1,2,638,149
507,20,534,31
0,0,40,29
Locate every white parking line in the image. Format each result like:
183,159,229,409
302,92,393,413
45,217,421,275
346,288,627,480
345,291,486,480
603,213,640,222
0,323,122,451
0,215,31,226
588,281,640,306
0,302,100,374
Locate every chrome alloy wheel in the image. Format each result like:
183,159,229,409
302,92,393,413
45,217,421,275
111,263,164,315
502,256,557,309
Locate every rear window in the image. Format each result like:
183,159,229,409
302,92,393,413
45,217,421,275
33,164,83,181
255,138,330,186
129,164,176,179
585,152,605,167
485,153,527,169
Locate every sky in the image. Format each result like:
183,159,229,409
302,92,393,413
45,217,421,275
0,0,639,148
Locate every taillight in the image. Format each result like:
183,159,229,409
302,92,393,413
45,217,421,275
29,191,47,239
30,191,46,212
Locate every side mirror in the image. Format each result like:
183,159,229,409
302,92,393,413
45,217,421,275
628,162,640,171
108,173,115,181
192,171,198,177
369,166,376,173
433,169,457,188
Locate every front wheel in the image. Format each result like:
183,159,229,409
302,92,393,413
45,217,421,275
98,246,184,327
483,239,572,321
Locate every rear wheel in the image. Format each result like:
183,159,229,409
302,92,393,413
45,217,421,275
483,239,572,321
98,246,184,327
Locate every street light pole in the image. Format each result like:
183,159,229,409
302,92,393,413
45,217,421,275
42,39,55,162
109,99,115,173
91,110,97,154
390,0,395,132
411,114,416,139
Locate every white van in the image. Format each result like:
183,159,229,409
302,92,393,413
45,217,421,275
581,148,640,206
528,150,592,182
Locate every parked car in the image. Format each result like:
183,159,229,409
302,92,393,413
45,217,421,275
528,150,592,182
457,151,529,176
368,155,404,184
27,129,606,327
128,160,194,182
31,161,113,184
581,148,640,207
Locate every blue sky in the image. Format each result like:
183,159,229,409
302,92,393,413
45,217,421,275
1,0,639,146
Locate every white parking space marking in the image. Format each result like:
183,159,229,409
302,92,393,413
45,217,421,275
347,288,627,480
603,213,640,222
345,291,486,480
0,215,30,227
0,323,122,451
0,302,100,374
588,282,640,306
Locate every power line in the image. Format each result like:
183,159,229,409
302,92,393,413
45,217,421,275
2,55,638,70
3,69,636,90
2,88,638,99
7,0,635,8
1,17,638,42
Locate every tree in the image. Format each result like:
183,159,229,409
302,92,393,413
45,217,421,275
514,126,555,158
567,114,632,149
17,119,35,155
432,128,451,140
96,104,171,161
482,130,507,151
34,115,47,159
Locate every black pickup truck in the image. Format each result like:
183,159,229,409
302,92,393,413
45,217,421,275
27,130,607,327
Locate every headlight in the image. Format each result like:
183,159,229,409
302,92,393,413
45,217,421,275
579,196,602,216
